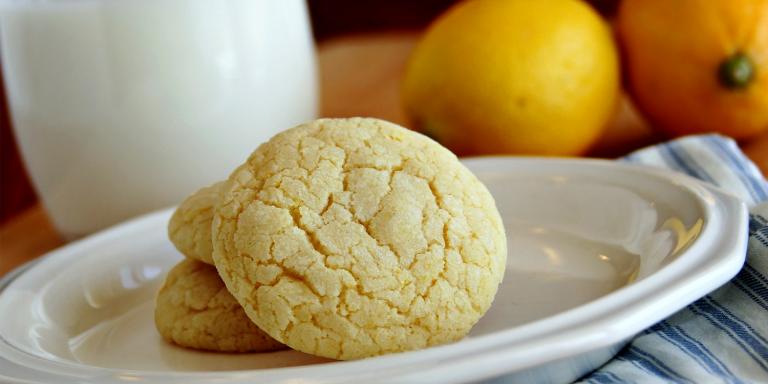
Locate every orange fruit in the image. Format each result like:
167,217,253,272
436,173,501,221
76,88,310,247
402,0,620,156
618,0,768,139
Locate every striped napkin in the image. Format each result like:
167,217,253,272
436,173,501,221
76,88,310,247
579,135,768,384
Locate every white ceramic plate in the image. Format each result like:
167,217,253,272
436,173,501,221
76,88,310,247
0,158,748,384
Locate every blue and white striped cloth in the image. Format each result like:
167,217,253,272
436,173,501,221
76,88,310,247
579,135,768,384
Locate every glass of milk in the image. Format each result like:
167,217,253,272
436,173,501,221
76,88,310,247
0,0,317,239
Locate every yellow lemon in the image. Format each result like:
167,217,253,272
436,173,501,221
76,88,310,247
618,0,768,140
402,0,620,156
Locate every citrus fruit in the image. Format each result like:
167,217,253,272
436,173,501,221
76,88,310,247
402,0,620,156
618,0,768,139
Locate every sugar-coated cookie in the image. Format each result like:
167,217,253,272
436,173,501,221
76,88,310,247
212,118,507,360
154,258,284,352
168,182,223,265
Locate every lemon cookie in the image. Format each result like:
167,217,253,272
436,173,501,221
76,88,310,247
212,117,507,360
154,258,284,352
168,182,223,265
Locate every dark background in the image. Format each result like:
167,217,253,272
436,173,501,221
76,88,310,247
0,0,616,224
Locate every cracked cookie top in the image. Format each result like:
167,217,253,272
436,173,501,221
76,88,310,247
168,182,223,265
212,118,507,360
154,258,285,352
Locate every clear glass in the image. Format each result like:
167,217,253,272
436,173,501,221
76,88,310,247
0,0,317,239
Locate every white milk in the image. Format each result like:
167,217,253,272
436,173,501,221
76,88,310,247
0,0,317,238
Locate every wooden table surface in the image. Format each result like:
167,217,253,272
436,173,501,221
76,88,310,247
2,31,767,277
